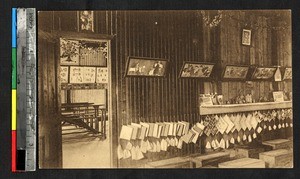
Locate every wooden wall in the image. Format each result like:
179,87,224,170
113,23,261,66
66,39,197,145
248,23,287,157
38,10,292,168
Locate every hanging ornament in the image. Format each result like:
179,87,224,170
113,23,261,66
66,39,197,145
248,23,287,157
200,10,223,28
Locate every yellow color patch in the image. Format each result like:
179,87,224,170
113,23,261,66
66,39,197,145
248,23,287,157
12,90,17,130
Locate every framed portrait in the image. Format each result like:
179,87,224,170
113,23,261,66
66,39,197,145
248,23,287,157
283,67,292,80
125,57,168,77
242,29,251,46
179,62,215,78
60,38,80,65
222,65,249,80
251,67,277,80
273,91,284,102
78,11,94,32
60,66,69,83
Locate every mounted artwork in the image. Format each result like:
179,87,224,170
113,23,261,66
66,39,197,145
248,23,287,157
60,66,69,83
60,38,80,65
125,57,168,77
242,29,251,46
222,65,249,80
82,67,96,83
79,40,108,67
251,67,277,80
69,66,84,83
179,62,214,78
78,11,94,32
96,67,108,83
283,67,292,80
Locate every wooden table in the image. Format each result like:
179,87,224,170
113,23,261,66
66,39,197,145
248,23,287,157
218,158,265,168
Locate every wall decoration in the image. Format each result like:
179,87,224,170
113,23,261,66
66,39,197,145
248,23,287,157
242,29,251,46
274,67,282,81
251,67,277,80
69,66,84,83
82,67,96,83
79,40,108,67
60,38,80,65
96,67,108,83
60,66,69,83
78,11,94,32
125,57,168,77
283,67,292,80
273,91,284,102
179,62,214,78
222,65,249,80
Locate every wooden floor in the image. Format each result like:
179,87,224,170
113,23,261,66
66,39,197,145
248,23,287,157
62,122,111,168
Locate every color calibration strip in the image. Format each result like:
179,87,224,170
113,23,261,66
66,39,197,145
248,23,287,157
12,8,17,172
12,8,37,172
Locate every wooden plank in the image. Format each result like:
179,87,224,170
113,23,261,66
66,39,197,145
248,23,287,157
218,158,265,168
259,149,293,168
262,139,293,150
190,151,230,168
145,157,191,168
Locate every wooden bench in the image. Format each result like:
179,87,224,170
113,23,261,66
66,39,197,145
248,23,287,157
259,149,293,168
262,139,292,150
236,145,266,159
218,158,265,168
144,157,192,168
190,151,230,168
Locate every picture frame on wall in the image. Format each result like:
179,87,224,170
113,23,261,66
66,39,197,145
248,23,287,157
282,67,292,80
179,62,215,79
251,67,277,80
60,38,80,65
60,66,69,83
222,65,249,80
125,57,169,77
78,11,94,32
273,91,284,102
242,29,251,46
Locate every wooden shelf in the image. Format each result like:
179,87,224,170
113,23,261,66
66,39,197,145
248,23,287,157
200,101,292,115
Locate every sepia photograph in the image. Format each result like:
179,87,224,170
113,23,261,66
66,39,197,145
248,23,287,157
38,10,292,169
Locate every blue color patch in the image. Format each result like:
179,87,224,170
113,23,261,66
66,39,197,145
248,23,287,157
12,8,17,48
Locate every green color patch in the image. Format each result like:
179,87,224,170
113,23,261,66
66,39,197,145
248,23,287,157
12,48,17,89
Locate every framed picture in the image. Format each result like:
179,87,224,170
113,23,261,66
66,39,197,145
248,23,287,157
60,66,69,83
82,67,96,83
78,11,94,32
125,57,168,77
69,66,84,83
273,91,284,102
199,94,213,106
242,29,251,46
179,62,215,78
60,38,80,65
96,67,108,83
222,65,249,80
79,40,108,67
251,67,277,80
283,67,292,80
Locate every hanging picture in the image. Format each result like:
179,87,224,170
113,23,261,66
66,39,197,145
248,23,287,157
96,67,108,83
251,67,277,80
125,57,168,77
82,67,96,83
283,67,292,80
69,66,84,83
222,65,249,80
242,29,251,46
179,62,214,78
78,11,94,32
79,40,108,67
60,66,69,83
60,38,80,65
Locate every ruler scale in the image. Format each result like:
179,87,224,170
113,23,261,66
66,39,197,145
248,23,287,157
14,8,37,172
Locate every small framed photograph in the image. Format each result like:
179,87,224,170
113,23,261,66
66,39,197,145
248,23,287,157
125,57,168,77
78,11,94,32
273,91,284,102
222,65,249,80
251,67,277,80
283,67,292,80
199,94,213,106
60,38,80,65
179,62,215,79
242,29,251,46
